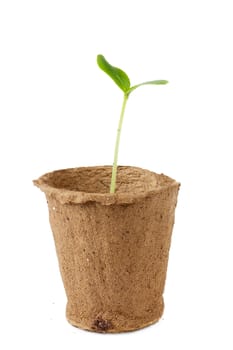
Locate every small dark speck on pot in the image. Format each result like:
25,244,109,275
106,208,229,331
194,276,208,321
92,317,113,332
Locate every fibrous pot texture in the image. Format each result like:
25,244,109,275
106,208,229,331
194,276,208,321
34,166,180,333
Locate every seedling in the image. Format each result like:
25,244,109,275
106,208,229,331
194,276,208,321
97,55,168,194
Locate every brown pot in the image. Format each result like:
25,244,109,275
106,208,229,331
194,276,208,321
34,166,180,333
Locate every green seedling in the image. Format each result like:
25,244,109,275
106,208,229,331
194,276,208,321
97,54,168,194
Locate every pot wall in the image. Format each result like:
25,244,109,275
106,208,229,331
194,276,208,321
34,166,180,332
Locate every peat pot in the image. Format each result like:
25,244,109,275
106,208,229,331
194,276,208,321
34,166,180,333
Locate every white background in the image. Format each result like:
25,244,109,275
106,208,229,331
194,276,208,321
0,0,233,349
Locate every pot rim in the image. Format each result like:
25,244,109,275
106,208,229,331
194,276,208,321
33,165,180,205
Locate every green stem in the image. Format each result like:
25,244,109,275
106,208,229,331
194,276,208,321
110,93,129,193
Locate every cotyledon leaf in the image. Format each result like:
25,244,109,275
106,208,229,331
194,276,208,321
97,55,131,93
129,80,168,93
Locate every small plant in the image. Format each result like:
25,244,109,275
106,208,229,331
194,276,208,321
97,54,168,194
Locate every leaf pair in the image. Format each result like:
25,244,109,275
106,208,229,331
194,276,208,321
97,54,168,95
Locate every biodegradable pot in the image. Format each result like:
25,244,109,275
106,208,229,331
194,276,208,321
34,166,180,333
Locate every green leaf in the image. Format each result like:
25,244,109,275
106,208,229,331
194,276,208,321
129,80,168,93
97,55,131,93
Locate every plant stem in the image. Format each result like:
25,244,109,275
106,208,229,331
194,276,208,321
110,93,129,193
